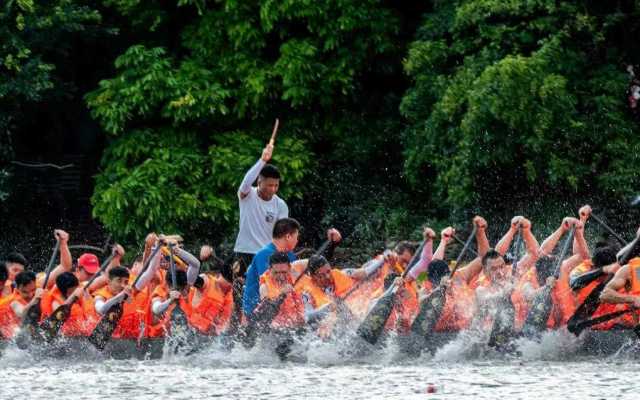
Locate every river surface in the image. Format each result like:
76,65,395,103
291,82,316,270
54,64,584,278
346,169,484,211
1,331,638,400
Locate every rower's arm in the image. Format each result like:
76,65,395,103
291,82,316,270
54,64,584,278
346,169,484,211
495,225,517,256
407,239,433,280
94,292,126,315
134,247,162,291
259,283,268,300
151,297,172,315
238,158,266,199
434,227,454,260
517,221,540,272
600,265,635,304
11,292,41,319
455,257,483,284
46,230,72,290
538,226,564,257
175,247,201,286
476,223,490,257
573,222,590,262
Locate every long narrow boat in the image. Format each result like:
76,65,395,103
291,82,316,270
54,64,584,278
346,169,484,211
1,328,638,360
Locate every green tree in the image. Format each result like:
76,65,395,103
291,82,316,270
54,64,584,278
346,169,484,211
401,0,640,209
87,0,403,242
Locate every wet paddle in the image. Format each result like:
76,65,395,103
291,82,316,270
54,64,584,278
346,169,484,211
15,238,61,348
166,243,195,345
590,212,626,246
522,227,576,337
40,250,117,342
570,309,632,336
269,118,279,146
411,225,478,344
88,244,162,351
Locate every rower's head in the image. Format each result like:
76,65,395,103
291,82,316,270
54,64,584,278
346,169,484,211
108,267,130,294
272,218,300,251
482,249,509,283
56,272,79,298
0,261,8,287
15,271,36,301
77,253,99,281
269,252,291,285
592,245,618,269
394,241,417,266
6,252,27,281
257,164,281,201
165,269,189,293
427,259,450,286
308,255,332,287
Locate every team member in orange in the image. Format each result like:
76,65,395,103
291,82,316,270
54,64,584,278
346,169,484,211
0,262,10,300
599,254,640,326
40,272,93,336
258,252,305,330
187,245,233,335
0,271,43,339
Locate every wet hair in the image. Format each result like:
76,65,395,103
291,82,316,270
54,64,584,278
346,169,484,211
259,164,281,180
56,272,79,297
394,241,417,257
427,259,450,285
165,269,188,290
481,249,504,267
272,218,301,239
109,266,130,280
194,275,205,289
308,255,329,274
15,271,36,287
592,246,618,269
383,273,400,290
0,262,8,282
269,251,291,266
6,252,27,267
535,255,556,286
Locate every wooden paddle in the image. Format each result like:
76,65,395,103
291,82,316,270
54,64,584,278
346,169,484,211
15,238,61,348
354,238,431,345
269,118,279,146
522,226,575,337
411,225,478,342
88,244,162,351
569,309,633,336
40,250,117,342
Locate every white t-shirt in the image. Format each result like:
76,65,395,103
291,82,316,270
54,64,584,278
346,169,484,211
234,187,289,254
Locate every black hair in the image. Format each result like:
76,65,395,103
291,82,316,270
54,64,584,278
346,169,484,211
482,249,504,267
308,255,329,274
165,269,188,289
394,241,417,256
383,273,400,290
0,262,8,282
427,259,450,285
6,252,27,267
269,251,291,266
592,246,618,269
15,271,36,287
56,272,79,297
194,275,205,289
272,218,301,239
109,266,130,280
259,164,281,180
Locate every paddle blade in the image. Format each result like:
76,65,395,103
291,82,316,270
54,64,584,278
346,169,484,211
410,286,446,339
488,294,517,351
521,286,553,337
40,304,72,343
88,303,124,351
356,289,396,345
15,300,44,349
567,275,612,336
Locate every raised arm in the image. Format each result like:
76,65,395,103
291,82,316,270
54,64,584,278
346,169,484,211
538,218,573,257
600,265,639,306
455,217,489,284
495,216,521,256
474,216,489,256
238,143,272,199
45,229,71,289
575,205,592,258
516,218,539,273
406,227,435,280
434,227,454,260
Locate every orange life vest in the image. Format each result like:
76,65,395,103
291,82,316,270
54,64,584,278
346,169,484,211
590,258,640,329
40,286,92,336
94,283,149,339
188,274,233,335
259,271,304,329
147,283,193,338
384,281,419,334
434,276,476,332
0,291,26,339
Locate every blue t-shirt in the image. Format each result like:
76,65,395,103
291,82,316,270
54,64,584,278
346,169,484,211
242,242,297,315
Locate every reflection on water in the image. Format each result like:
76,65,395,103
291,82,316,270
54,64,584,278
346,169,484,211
1,331,639,400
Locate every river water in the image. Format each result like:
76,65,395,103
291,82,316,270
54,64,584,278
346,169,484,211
1,331,638,400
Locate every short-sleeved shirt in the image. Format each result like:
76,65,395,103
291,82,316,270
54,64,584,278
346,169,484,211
234,187,288,254
241,243,296,315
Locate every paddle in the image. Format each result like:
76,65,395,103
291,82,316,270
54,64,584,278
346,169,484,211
40,250,117,342
452,234,479,257
269,118,279,146
15,238,61,348
569,309,632,336
522,227,576,337
590,212,626,246
354,238,430,345
410,225,478,342
88,244,162,351
166,243,195,343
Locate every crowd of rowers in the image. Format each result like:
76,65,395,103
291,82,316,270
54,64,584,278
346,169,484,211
1,205,640,352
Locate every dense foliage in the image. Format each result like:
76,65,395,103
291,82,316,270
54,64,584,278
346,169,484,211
2,0,640,255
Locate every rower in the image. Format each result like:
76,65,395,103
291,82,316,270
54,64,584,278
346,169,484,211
598,249,640,327
40,272,92,336
0,271,42,339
